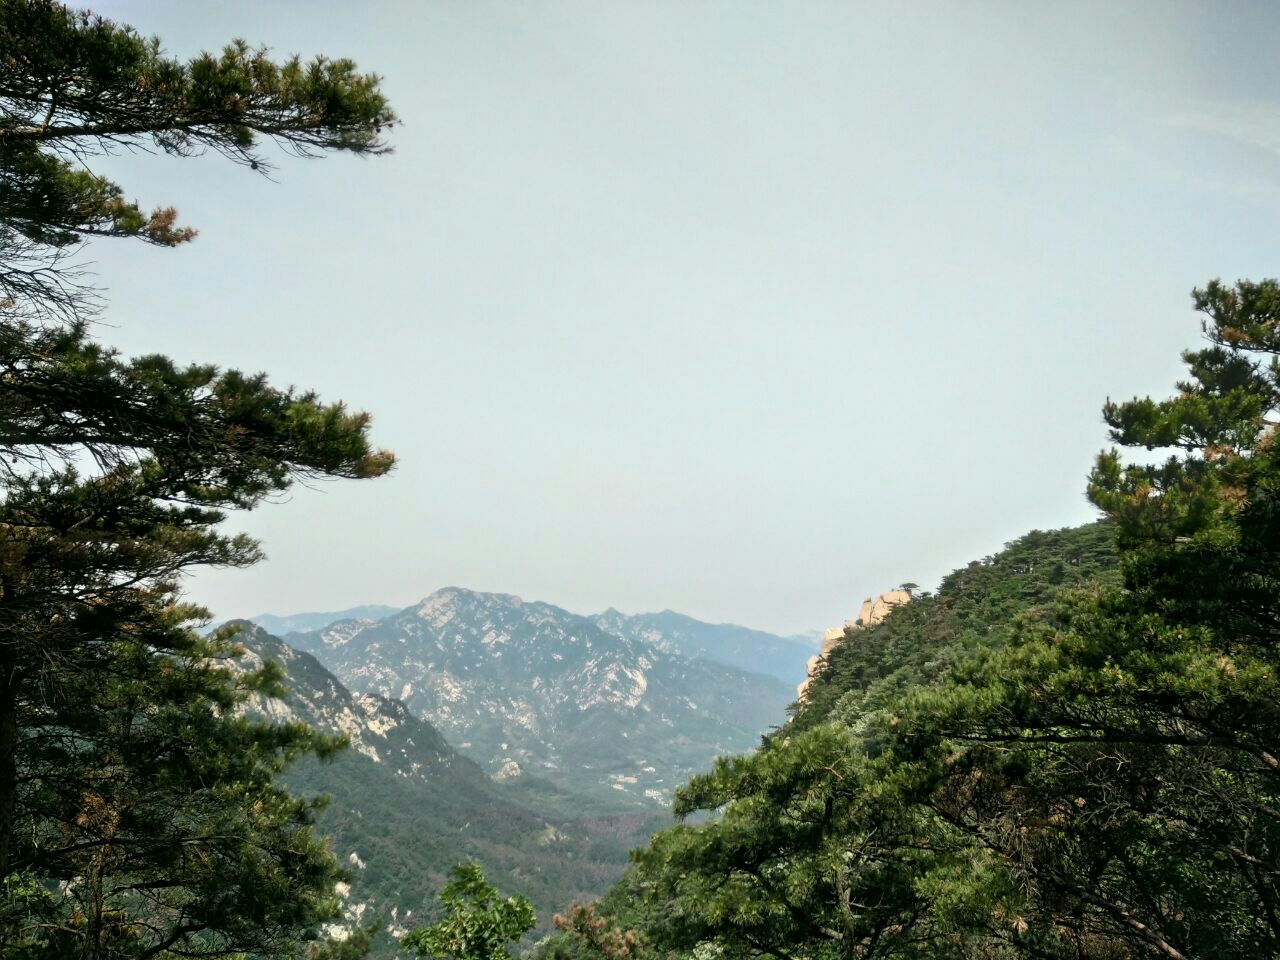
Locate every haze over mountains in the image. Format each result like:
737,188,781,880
247,605,400,637
234,624,662,943
227,590,816,947
592,608,818,685
248,597,818,686
274,588,800,807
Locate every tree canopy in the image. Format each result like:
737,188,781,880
401,862,536,960
0,0,395,317
0,2,397,956
571,279,1280,960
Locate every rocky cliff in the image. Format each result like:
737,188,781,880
796,588,912,699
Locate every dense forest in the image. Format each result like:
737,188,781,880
536,297,1280,958
4,2,1280,960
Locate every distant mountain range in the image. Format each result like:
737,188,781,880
247,605,399,637
250,600,817,686
228,590,811,949
593,608,819,685
235,623,665,947
281,588,796,807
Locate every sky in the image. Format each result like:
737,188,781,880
85,0,1280,635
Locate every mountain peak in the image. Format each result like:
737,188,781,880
414,587,525,615
288,593,792,807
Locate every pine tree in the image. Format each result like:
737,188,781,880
0,0,394,318
0,2,398,955
401,863,536,960
898,278,1280,957
624,273,1280,958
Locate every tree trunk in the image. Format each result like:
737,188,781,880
0,632,16,881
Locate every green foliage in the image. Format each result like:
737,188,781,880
791,521,1119,733
550,902,642,960
0,0,395,318
555,523,1121,960
402,863,536,960
0,2,396,956
528,869,664,960
636,725,1006,959
0,299,395,959
244,625,664,946
902,277,1280,957
612,279,1280,958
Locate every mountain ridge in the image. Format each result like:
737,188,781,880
592,606,818,684
246,605,400,637
283,587,794,807
232,621,666,950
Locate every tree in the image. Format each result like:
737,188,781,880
626,318,1277,960
633,723,1009,960
0,2,397,956
401,862,536,960
620,526,1125,960
0,0,394,318
551,903,642,960
892,278,1280,958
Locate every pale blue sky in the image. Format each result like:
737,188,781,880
89,1,1280,634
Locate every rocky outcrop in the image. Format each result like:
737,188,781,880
796,589,912,699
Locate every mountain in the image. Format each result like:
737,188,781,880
284,588,794,808
234,623,665,950
785,627,827,649
247,605,399,636
593,608,817,685
792,522,1122,732
531,522,1126,960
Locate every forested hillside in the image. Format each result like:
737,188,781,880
6,5,1280,960
235,625,664,949
792,521,1119,732
533,521,1122,960
543,282,1280,959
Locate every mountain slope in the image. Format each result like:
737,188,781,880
248,605,398,636
531,522,1125,960
285,589,793,807
234,624,665,948
791,521,1121,732
593,608,816,685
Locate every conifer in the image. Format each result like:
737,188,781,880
0,2,396,955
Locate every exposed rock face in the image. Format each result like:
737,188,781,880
857,590,912,627
230,622,665,941
796,589,912,699
284,588,793,807
494,760,522,781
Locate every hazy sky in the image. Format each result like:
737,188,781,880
87,1,1280,634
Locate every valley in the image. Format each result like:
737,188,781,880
274,588,803,808
236,623,666,942
231,592,817,946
